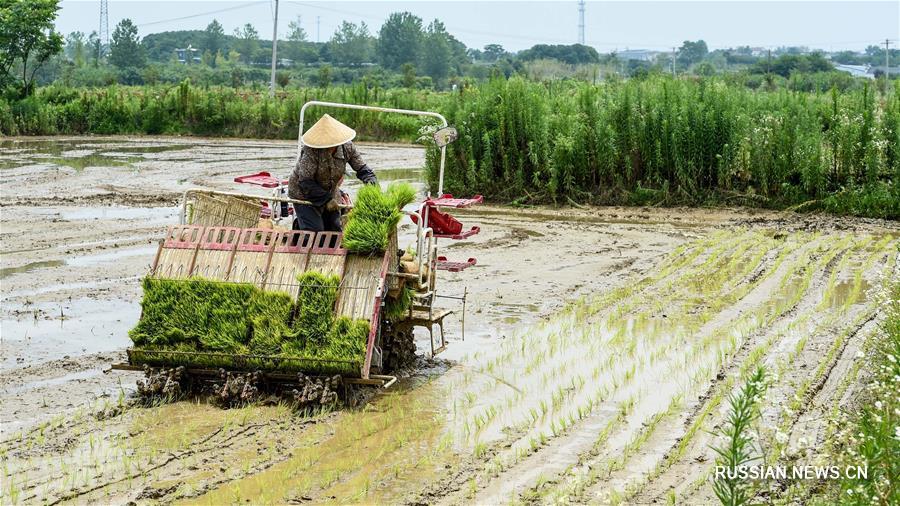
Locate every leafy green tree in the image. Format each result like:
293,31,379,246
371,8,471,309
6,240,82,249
377,12,423,70
750,52,833,78
421,20,451,86
65,31,86,66
483,43,507,62
203,20,225,67
87,31,101,66
831,50,864,65
287,16,307,42
283,17,317,65
517,44,600,65
401,62,416,88
109,19,145,68
275,70,290,89
329,21,372,66
695,61,716,76
233,23,259,64
317,64,332,88
677,40,708,67
0,0,64,95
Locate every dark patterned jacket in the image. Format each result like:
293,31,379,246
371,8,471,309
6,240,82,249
288,142,376,206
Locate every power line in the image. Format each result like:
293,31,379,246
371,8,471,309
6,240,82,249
270,0,279,97
135,1,269,29
885,38,891,92
127,0,897,57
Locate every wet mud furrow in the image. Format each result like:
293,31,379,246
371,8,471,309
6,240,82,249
466,237,792,504
608,236,879,504
634,236,895,505
427,232,805,505
10,404,325,505
530,235,852,504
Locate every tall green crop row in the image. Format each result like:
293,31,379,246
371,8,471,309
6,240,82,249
0,81,447,141
430,77,900,218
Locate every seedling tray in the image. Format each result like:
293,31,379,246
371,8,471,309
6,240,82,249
128,348,361,376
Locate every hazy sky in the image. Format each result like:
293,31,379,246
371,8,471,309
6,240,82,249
58,1,899,52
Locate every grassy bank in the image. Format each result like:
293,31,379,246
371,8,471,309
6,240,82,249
428,77,900,219
808,280,900,505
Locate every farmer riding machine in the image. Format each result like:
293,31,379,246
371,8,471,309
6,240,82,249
111,102,482,404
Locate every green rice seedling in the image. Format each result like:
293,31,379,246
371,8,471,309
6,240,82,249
343,182,417,254
383,286,413,320
320,316,369,362
247,289,295,355
292,271,340,347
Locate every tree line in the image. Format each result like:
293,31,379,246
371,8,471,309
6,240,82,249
3,0,897,99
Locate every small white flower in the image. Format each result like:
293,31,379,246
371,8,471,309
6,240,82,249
875,401,883,410
856,350,865,359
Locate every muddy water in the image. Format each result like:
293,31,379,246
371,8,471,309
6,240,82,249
2,136,896,505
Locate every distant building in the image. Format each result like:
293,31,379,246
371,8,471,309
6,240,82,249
834,64,900,79
834,64,874,79
175,45,201,64
869,65,900,77
617,49,659,62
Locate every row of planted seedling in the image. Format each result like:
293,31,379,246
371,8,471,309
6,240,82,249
509,231,883,503
532,235,835,502
443,231,809,500
613,234,895,504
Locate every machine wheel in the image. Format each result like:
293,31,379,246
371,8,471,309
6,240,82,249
380,319,416,372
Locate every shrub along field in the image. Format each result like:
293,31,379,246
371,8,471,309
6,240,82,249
0,80,443,141
429,77,900,219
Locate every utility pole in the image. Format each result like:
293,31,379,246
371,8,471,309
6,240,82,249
885,38,891,93
316,16,321,43
577,0,585,45
269,0,279,97
671,47,676,76
98,0,109,59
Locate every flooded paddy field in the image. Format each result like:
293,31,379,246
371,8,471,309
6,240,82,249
1,137,897,504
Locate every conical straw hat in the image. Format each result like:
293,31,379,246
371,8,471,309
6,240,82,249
302,114,356,148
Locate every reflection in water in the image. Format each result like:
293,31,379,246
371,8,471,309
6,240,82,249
0,260,65,279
